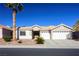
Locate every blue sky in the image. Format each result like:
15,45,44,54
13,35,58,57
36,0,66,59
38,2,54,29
0,3,79,27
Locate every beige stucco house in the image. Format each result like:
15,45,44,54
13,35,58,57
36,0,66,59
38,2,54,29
16,24,73,40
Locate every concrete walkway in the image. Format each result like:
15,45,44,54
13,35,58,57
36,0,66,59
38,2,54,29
0,40,79,48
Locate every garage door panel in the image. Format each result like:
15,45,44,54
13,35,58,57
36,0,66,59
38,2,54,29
52,31,71,40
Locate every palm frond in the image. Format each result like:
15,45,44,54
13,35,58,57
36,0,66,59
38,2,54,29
18,4,24,11
5,3,24,12
5,3,14,8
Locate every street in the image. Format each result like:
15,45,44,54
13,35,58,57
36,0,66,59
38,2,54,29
0,48,79,56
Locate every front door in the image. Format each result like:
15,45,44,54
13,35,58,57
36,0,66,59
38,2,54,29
32,31,40,39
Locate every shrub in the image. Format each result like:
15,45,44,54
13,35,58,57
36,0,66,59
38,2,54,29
3,36,12,42
35,37,44,44
18,40,22,43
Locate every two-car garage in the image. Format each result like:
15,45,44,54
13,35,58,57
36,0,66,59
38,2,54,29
40,24,72,40
51,24,72,40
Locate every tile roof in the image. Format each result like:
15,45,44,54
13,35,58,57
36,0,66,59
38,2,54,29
18,24,72,31
0,25,12,30
18,26,56,31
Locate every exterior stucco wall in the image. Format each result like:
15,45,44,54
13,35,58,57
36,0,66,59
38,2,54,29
0,29,2,38
18,30,32,39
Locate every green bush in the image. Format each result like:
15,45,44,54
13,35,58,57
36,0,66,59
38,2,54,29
3,36,12,42
35,37,44,44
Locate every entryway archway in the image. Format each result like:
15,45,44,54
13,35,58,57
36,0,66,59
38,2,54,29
32,31,40,39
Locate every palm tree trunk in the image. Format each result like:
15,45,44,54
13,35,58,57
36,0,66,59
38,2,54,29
12,9,16,41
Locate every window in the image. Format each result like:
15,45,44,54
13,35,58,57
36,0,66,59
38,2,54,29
20,31,26,36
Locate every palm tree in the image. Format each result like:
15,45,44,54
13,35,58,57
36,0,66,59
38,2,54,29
5,3,23,41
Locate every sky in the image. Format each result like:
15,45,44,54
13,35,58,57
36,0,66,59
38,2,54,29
0,3,79,27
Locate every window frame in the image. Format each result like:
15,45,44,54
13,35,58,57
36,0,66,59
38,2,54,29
20,31,26,36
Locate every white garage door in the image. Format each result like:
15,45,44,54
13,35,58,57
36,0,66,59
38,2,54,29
52,31,71,40
40,31,50,39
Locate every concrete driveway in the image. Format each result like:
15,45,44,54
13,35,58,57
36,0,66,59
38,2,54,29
45,39,79,48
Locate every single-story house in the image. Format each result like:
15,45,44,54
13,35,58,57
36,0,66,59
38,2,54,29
16,24,73,40
0,25,12,39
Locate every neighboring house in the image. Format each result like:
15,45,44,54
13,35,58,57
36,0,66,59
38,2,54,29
16,24,73,40
0,25,12,39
